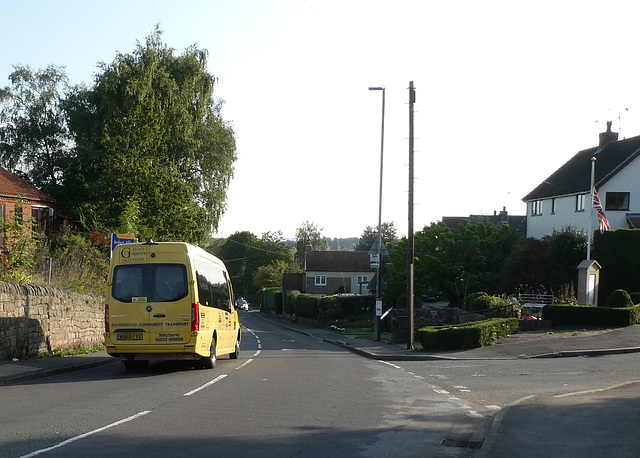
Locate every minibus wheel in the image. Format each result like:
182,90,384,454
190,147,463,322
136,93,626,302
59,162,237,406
123,360,148,370
230,338,240,359
202,338,217,369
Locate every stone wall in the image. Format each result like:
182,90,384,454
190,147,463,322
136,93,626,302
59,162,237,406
0,281,104,360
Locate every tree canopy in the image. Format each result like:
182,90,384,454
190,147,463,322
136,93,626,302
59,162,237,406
211,231,295,299
0,65,72,196
1,28,237,244
295,220,327,266
355,222,398,251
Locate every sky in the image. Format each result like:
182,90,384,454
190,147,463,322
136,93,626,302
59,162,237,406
2,0,640,240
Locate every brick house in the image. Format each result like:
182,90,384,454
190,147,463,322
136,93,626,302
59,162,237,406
304,250,375,295
0,166,56,239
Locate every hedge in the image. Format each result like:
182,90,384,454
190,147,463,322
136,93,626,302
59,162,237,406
282,290,374,322
542,303,640,327
416,318,519,351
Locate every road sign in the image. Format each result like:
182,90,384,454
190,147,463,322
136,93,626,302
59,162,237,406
375,298,382,317
111,233,135,258
370,253,380,268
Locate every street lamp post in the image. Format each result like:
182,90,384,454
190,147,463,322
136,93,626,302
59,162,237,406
369,86,385,341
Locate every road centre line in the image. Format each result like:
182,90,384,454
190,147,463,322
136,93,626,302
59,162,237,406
236,359,253,369
183,374,227,396
20,411,151,458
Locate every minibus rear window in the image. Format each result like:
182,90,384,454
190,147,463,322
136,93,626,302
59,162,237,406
112,264,188,303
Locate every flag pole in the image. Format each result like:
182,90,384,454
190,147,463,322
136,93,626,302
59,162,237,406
587,156,596,260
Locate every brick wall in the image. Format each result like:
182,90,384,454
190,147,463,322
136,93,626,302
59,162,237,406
0,282,104,360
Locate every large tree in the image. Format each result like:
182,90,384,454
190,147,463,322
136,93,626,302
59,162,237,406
0,65,72,196
355,222,398,251
295,220,327,267
64,27,236,242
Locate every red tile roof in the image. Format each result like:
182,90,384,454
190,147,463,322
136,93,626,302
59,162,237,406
0,167,55,203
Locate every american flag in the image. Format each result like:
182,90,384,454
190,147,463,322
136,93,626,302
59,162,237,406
593,188,611,233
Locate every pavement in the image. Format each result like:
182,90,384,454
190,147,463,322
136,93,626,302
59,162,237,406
3,311,640,456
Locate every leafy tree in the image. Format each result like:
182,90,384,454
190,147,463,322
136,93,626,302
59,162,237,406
499,225,586,296
63,27,236,243
211,231,294,300
0,65,72,196
295,220,327,266
253,260,293,289
355,222,398,251
385,221,523,308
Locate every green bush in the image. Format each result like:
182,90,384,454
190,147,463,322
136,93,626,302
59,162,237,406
605,289,633,308
416,318,519,351
630,292,640,305
542,303,640,327
467,292,491,312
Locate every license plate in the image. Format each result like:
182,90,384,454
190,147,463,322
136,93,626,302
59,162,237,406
117,332,143,341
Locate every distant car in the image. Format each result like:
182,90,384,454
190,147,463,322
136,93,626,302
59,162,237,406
240,299,249,311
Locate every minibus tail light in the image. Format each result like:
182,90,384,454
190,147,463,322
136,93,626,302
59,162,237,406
105,303,109,332
191,302,200,331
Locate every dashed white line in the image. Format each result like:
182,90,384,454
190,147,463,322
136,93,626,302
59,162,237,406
183,374,227,396
21,411,151,457
236,359,253,369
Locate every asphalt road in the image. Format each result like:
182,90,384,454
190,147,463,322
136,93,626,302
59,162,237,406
6,312,639,457
1,312,484,458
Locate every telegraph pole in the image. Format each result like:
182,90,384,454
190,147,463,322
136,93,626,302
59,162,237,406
407,81,415,350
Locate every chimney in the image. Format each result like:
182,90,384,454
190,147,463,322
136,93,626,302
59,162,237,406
599,121,619,147
499,206,508,222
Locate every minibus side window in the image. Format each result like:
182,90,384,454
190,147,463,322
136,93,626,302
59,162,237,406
210,268,231,312
195,260,216,308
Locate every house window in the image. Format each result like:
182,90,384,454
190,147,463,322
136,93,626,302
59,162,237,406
32,206,51,235
315,275,326,286
551,198,556,215
575,194,585,212
605,192,630,211
357,275,369,284
14,205,23,227
531,200,543,216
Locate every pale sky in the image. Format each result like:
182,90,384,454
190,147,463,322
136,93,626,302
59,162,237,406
2,0,640,240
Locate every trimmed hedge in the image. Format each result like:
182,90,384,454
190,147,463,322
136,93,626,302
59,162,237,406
261,287,283,314
283,290,374,322
604,289,633,308
416,318,519,351
542,303,640,327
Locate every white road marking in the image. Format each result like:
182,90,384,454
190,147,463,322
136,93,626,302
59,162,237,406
183,374,227,396
379,361,402,369
20,411,151,457
236,359,253,369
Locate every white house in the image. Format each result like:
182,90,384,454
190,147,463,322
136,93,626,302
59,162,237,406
523,122,640,239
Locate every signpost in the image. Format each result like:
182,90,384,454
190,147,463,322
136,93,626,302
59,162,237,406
110,233,135,259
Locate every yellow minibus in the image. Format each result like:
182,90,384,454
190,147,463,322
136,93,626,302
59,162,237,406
104,241,240,370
